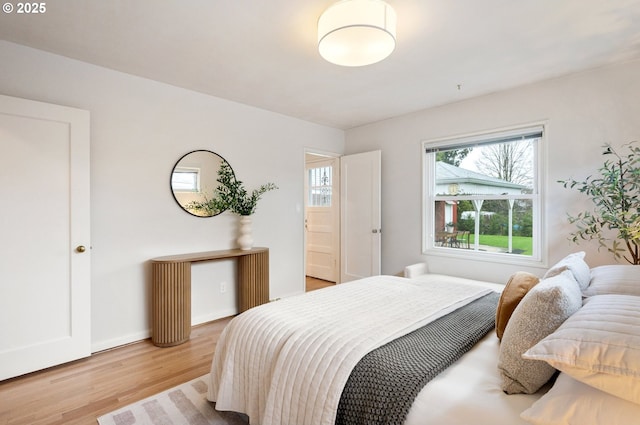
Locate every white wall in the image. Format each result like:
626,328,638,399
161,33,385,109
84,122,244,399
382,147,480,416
4,38,639,351
345,59,640,283
0,41,344,351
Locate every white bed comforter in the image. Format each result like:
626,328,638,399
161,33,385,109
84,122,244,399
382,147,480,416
207,275,490,425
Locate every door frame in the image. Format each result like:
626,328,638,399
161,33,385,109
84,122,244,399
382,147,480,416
303,148,342,289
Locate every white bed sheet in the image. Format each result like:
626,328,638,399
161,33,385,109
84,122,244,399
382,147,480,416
405,274,547,425
406,331,546,425
209,275,492,425
211,272,546,424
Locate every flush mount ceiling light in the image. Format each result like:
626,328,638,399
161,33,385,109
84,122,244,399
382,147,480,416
318,0,397,67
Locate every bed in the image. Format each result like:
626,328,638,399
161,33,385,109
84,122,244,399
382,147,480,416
207,253,640,425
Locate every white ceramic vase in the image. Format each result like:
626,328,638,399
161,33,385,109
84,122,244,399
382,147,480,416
237,215,254,250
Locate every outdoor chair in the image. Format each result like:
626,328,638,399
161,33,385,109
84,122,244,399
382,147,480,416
456,230,470,249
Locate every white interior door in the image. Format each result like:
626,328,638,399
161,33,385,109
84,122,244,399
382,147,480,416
340,150,381,282
305,157,339,282
0,95,91,381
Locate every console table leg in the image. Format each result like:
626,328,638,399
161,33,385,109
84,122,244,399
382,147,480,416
152,262,191,347
237,251,269,312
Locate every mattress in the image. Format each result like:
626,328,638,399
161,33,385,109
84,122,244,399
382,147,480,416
209,273,546,424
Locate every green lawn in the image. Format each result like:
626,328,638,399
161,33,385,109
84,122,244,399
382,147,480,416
468,234,533,255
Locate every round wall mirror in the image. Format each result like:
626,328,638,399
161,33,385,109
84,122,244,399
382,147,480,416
170,150,232,217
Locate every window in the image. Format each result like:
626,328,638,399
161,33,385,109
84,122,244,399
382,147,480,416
308,165,333,207
423,125,544,264
171,167,200,192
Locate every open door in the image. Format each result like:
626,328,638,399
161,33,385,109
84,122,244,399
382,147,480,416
340,150,381,282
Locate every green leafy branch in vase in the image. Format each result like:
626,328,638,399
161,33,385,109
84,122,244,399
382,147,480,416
216,161,277,216
187,160,278,216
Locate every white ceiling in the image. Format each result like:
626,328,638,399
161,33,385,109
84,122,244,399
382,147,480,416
1,0,639,129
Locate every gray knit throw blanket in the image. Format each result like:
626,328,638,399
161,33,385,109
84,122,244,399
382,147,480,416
336,292,500,425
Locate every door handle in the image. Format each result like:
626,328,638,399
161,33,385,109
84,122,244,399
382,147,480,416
76,245,86,253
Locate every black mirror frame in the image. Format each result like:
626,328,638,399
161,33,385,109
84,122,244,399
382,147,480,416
170,149,233,218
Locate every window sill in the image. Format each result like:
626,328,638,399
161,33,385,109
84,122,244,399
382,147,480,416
423,246,546,269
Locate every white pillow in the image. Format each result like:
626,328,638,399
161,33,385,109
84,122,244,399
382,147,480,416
524,294,640,404
521,373,640,425
498,270,582,394
584,264,640,296
543,251,591,290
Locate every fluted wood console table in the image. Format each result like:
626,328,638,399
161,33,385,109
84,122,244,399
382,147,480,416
151,247,269,347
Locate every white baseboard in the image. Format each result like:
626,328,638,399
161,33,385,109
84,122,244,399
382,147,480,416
91,308,239,353
274,289,305,301
91,330,151,353
192,308,237,326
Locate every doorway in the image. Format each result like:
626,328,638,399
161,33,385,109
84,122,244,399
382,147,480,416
304,152,340,289
303,149,382,291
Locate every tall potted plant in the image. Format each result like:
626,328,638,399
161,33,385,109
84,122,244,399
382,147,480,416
559,142,640,264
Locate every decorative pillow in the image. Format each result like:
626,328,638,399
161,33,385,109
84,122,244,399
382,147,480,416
523,294,640,405
521,373,640,425
498,270,582,394
543,251,591,290
583,264,640,297
495,271,540,340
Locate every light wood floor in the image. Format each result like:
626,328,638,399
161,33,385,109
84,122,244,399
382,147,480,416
0,277,335,425
0,318,231,425
305,275,335,291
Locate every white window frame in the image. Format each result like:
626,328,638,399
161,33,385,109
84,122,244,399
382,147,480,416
171,166,201,192
422,123,547,267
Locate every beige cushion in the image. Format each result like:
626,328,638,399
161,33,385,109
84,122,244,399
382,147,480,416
543,251,591,290
495,272,540,340
498,270,582,394
583,264,640,296
524,294,640,405
521,373,640,425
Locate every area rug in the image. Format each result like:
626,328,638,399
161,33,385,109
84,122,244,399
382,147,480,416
97,375,249,425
